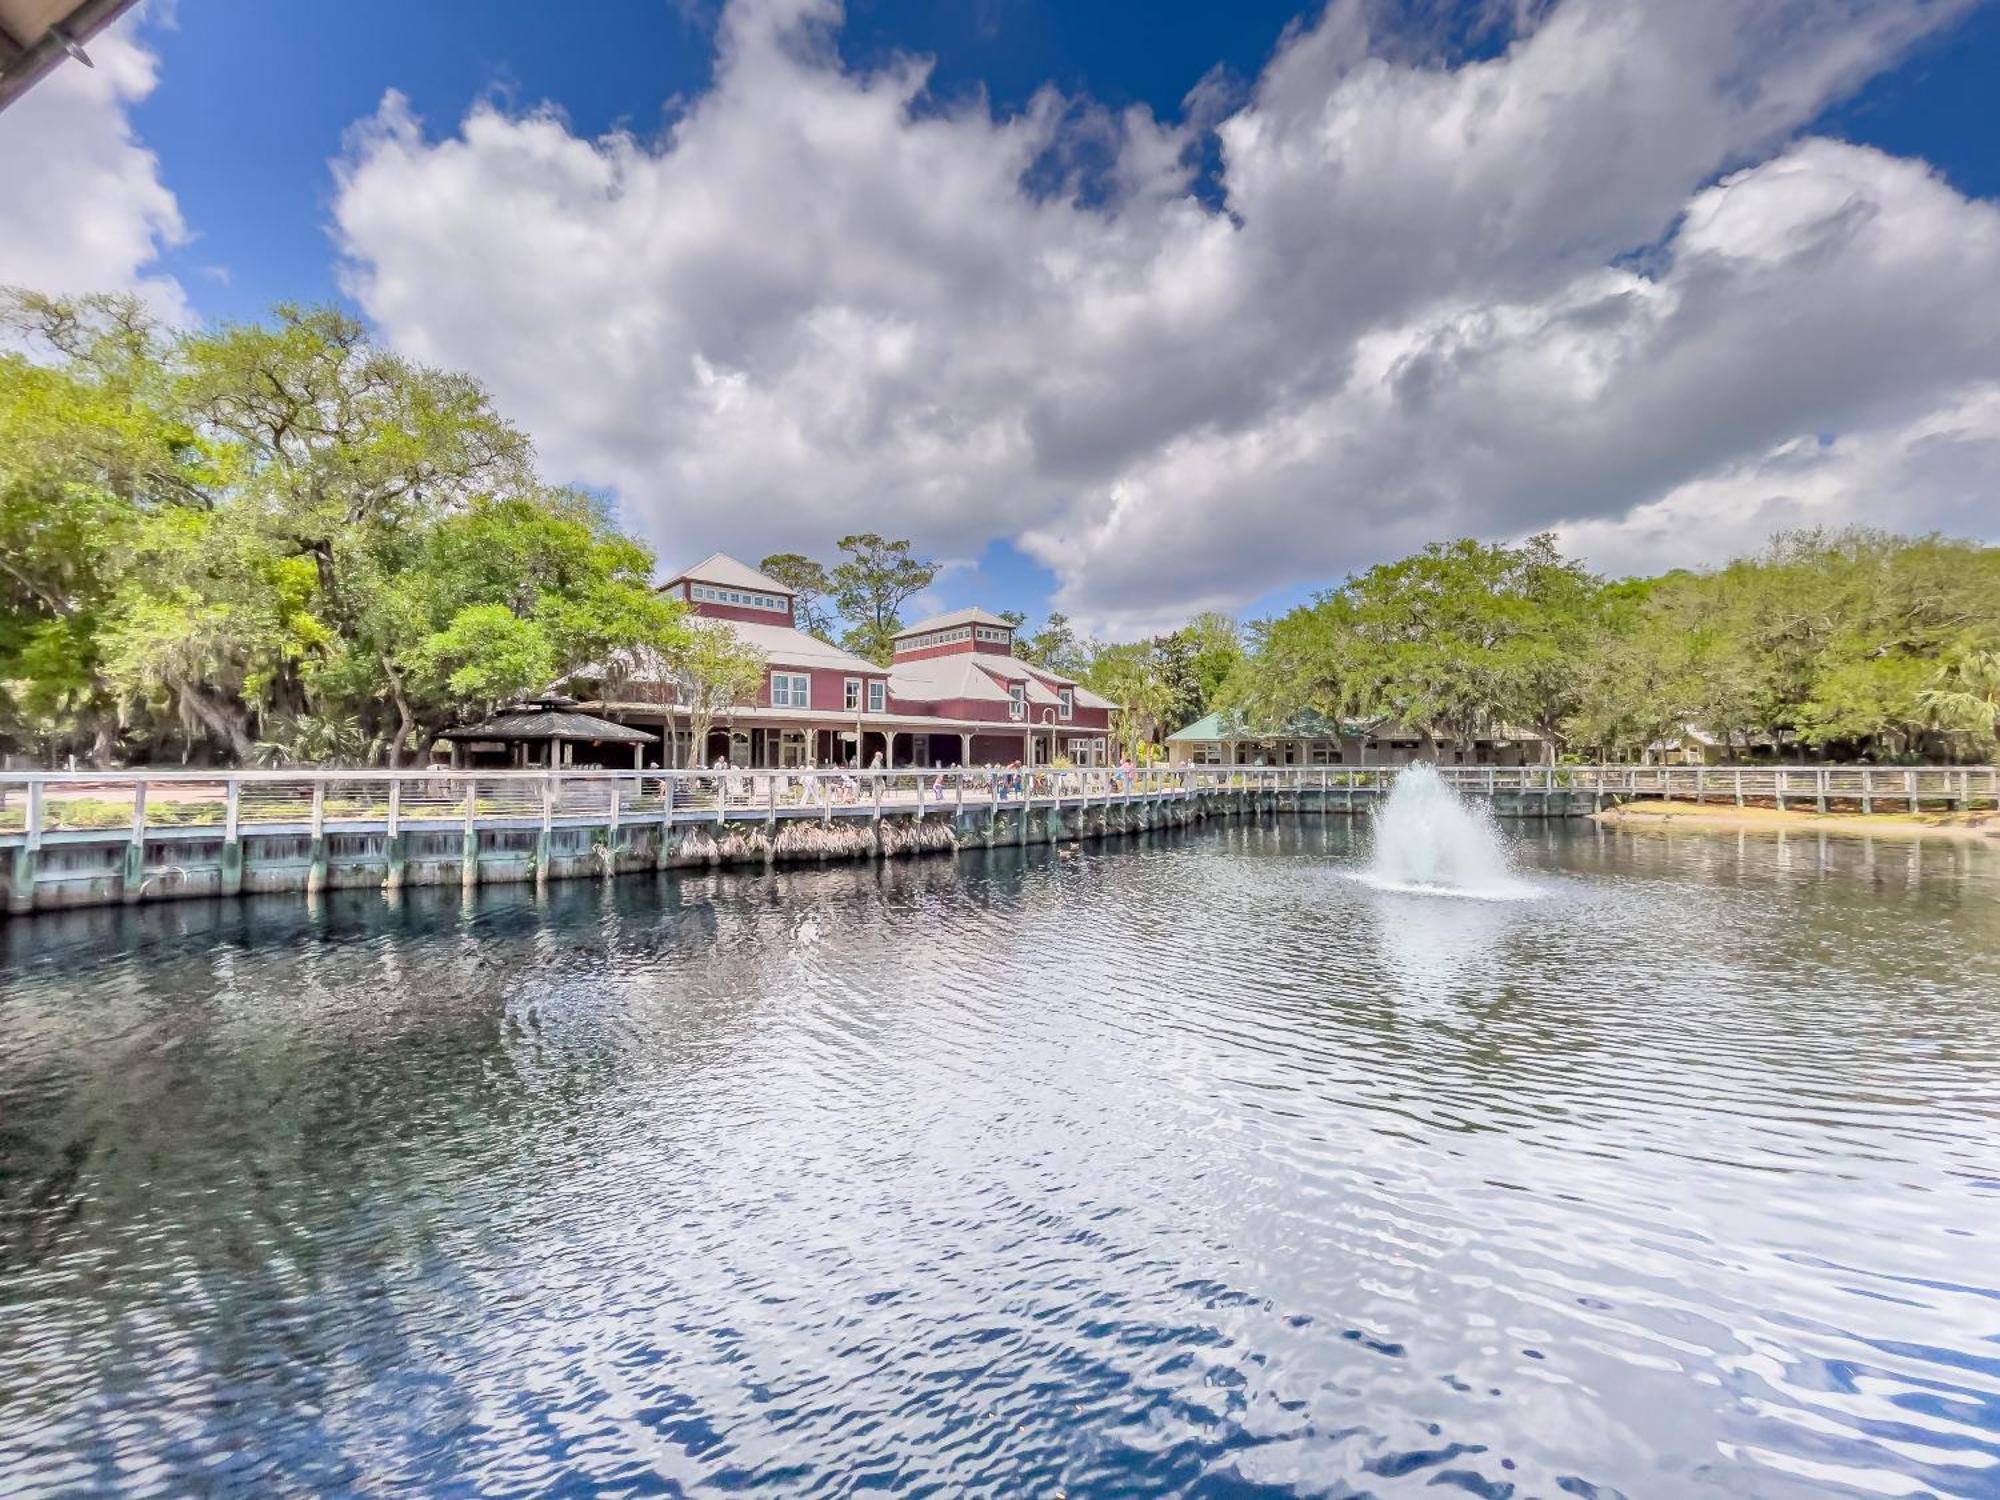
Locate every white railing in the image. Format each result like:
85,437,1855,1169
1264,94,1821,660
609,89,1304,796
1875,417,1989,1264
0,763,1992,842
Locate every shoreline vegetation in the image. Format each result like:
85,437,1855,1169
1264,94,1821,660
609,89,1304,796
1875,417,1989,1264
1592,799,2000,841
2,289,1998,773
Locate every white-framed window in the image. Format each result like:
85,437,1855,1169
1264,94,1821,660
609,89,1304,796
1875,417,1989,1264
843,677,861,711
868,680,886,714
1058,686,1073,720
1008,683,1025,720
771,672,810,708
691,583,787,613
779,730,809,767
975,625,1011,644
895,625,977,654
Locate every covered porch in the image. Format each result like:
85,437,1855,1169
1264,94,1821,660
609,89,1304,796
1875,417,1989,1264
583,704,1108,771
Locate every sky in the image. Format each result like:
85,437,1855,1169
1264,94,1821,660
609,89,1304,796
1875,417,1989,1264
3,0,1998,635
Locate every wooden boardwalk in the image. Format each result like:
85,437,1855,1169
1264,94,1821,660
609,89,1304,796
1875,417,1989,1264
2,763,1992,915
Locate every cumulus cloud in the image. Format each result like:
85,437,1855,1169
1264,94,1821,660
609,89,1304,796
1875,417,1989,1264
0,16,188,321
331,0,1995,632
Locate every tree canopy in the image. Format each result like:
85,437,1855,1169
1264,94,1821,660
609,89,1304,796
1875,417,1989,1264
1222,529,2000,762
1,291,686,765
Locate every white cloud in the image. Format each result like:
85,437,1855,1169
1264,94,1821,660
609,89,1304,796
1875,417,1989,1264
331,0,1994,633
0,16,188,321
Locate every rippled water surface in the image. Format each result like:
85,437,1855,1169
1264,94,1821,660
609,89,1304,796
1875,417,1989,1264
3,820,1999,1498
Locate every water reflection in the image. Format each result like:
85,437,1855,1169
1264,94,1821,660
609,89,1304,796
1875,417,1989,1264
1,818,1997,1497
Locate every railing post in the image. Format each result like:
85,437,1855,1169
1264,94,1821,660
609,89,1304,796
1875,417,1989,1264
1905,768,1917,813
658,773,676,869
220,776,244,897
383,774,406,891
1860,767,1872,816
8,780,44,913
1814,767,1828,815
122,776,148,902
1734,767,1744,807
766,772,777,829
462,774,480,891
538,774,555,885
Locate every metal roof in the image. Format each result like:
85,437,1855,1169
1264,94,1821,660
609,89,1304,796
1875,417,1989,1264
894,606,1015,638
439,708,656,744
1167,710,1371,742
0,0,134,112
663,552,795,596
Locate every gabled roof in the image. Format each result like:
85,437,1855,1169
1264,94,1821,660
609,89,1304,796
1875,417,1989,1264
894,606,1014,637
1168,709,1368,743
664,552,795,596
889,655,1014,704
440,707,655,744
720,619,885,675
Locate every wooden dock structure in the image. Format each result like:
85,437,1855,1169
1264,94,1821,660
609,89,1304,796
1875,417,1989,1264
2,763,1992,915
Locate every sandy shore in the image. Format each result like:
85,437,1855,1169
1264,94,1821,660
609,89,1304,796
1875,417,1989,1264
1592,799,2000,842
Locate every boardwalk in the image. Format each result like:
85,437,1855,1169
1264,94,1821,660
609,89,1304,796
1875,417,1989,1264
2,763,1993,915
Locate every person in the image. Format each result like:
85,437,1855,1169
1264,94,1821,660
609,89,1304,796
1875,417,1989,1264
869,750,886,771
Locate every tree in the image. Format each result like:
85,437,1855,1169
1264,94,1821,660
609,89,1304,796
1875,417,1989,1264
0,291,212,759
1018,611,1086,677
673,621,767,769
831,532,937,663
1,289,693,766
1224,536,1602,761
759,552,836,640
1920,648,2000,751
1083,641,1176,759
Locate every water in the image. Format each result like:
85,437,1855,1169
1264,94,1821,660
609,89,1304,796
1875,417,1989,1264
3,821,1998,1498
1360,764,1533,899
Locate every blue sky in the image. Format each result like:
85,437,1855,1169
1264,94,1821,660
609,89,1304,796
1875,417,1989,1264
8,0,2000,634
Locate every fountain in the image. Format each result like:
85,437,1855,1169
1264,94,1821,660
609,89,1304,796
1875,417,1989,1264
1359,764,1534,899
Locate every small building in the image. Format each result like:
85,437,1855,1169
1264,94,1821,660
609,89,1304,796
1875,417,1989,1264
436,701,656,769
577,554,1116,768
1165,711,1545,768
1643,725,1726,766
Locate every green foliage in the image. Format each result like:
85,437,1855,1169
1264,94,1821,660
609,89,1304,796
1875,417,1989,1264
1229,528,2000,763
1,288,688,766
758,552,836,640
674,621,768,767
830,532,938,664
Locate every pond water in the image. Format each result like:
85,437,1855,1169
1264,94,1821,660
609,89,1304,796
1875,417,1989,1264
2,819,1998,1498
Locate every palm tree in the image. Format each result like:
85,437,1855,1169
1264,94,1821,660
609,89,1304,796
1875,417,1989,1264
1918,648,2000,751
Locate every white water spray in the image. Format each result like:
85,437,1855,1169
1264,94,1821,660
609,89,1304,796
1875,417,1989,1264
1358,764,1534,899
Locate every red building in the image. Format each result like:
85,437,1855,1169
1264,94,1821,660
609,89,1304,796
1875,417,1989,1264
578,554,1115,768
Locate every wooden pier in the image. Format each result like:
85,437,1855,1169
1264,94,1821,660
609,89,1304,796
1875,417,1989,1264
1,763,1992,915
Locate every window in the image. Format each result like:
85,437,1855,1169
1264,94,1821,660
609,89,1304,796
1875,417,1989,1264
895,625,975,654
771,672,809,708
867,680,886,714
1008,683,1025,720
691,583,786,613
843,677,861,711
1058,687,1073,720
975,625,1011,644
